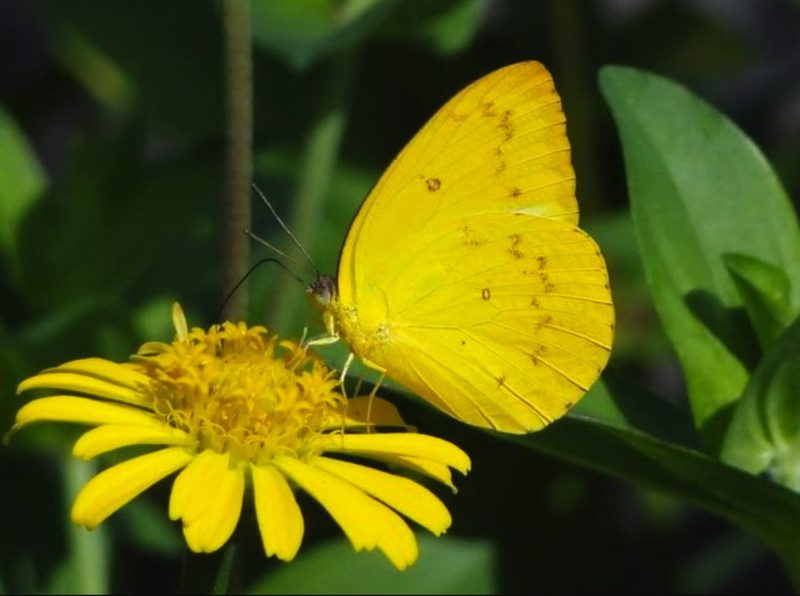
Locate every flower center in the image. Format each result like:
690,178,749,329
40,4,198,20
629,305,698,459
133,322,344,463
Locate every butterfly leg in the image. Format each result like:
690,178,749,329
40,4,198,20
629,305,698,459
301,332,341,364
339,352,355,397
302,333,340,349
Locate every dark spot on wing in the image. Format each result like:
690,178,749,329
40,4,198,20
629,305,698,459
507,233,523,259
462,224,487,247
536,315,553,330
539,272,555,292
510,187,522,197
481,288,491,300
537,256,548,270
530,345,548,366
481,101,496,117
498,110,514,140
564,401,573,410
426,177,441,191
495,374,506,387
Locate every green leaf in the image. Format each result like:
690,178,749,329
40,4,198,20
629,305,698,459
40,0,224,139
52,27,134,111
600,66,800,448
384,0,488,55
572,370,700,449
512,375,800,587
383,372,800,583
0,107,46,264
250,0,399,69
246,535,496,594
723,253,794,350
721,316,800,490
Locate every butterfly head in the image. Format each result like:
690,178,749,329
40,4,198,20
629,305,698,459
307,274,337,309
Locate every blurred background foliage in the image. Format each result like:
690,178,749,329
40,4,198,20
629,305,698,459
2,0,800,593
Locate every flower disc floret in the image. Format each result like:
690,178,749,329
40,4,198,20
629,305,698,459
133,321,343,463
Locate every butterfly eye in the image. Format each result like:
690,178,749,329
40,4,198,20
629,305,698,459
307,275,336,307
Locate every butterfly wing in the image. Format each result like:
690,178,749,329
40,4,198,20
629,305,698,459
338,61,578,302
333,62,614,433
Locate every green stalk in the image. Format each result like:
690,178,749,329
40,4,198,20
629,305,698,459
222,0,253,321
64,457,109,593
268,53,356,331
549,0,604,212
212,541,238,595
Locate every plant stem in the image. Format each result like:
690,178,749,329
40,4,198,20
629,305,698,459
212,541,238,595
64,457,109,593
549,0,604,213
222,0,253,321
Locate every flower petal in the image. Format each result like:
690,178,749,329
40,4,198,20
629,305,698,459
172,302,188,340
135,341,170,356
381,455,456,491
171,451,244,553
73,424,193,460
321,433,471,474
71,446,192,529
169,449,218,523
49,358,151,389
322,397,409,430
314,456,451,535
274,455,418,570
18,371,149,407
14,396,160,430
251,463,303,561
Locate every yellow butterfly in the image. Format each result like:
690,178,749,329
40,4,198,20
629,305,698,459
307,61,614,434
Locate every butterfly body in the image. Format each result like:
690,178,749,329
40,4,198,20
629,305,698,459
309,61,614,434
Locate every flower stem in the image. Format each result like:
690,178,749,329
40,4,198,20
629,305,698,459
64,457,109,593
212,541,239,595
222,0,253,321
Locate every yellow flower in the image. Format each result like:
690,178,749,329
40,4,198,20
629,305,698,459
12,304,470,569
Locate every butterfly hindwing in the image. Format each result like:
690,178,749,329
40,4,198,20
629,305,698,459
350,213,613,432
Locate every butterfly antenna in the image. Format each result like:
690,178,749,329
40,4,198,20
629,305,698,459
217,257,305,320
252,183,321,276
245,229,312,274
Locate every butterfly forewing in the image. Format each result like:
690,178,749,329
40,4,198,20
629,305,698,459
339,62,579,306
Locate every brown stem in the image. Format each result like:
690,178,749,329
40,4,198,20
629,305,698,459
222,0,253,321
